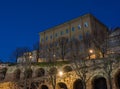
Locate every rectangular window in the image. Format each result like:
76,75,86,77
61,31,63,35
55,33,57,37
50,35,52,39
78,24,81,29
66,29,69,33
72,27,75,31
84,22,88,27
46,36,48,40
79,35,83,40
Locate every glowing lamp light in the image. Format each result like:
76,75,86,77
89,49,93,53
59,71,63,77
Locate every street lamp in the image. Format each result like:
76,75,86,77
58,71,63,77
89,49,93,54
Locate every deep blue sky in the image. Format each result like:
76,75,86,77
0,0,120,62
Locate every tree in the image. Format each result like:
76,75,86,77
33,41,40,62
11,47,28,63
101,58,115,89
70,38,95,89
57,37,69,61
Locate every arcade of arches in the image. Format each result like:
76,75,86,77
0,62,120,89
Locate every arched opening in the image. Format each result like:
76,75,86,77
41,85,48,89
48,67,57,75
115,70,120,89
92,77,107,89
63,66,72,72
35,68,45,77
24,68,32,79
14,69,21,80
73,79,83,89
30,82,39,89
58,82,68,89
0,68,7,81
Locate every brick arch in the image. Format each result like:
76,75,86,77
91,75,107,89
114,69,120,89
35,68,45,77
57,82,68,89
13,68,21,80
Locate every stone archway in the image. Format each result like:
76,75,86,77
63,66,72,72
0,68,7,81
41,85,48,89
24,68,33,79
115,70,120,89
92,76,107,89
35,68,45,77
13,69,21,80
30,82,39,89
58,82,68,89
73,79,83,89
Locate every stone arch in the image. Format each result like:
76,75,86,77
35,68,45,77
92,76,107,89
0,68,7,81
13,69,21,80
57,82,68,89
63,65,72,72
30,82,39,89
73,79,83,89
41,85,49,89
115,69,120,89
24,68,32,79
48,67,57,75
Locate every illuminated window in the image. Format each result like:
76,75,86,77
84,22,88,27
78,24,81,29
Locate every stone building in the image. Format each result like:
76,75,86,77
108,27,120,54
39,13,108,61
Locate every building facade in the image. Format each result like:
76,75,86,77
39,14,108,60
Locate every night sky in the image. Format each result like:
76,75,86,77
0,0,120,62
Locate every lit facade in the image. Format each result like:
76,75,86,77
39,14,108,60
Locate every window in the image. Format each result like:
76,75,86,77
61,31,63,35
72,27,75,31
66,29,69,33
50,35,52,39
55,33,57,37
78,24,81,29
41,39,44,42
84,22,88,27
79,35,83,40
46,36,48,40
